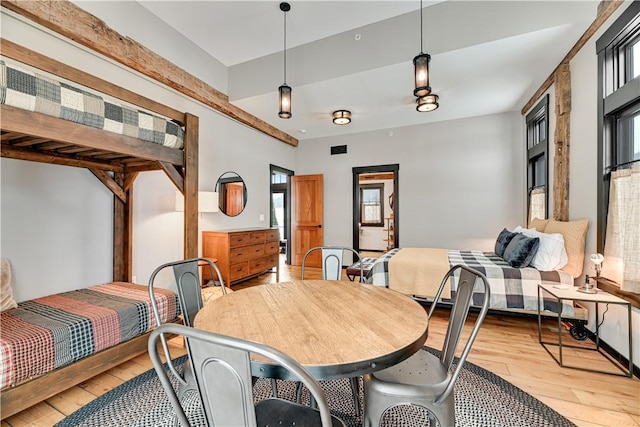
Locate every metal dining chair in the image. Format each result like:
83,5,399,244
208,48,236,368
149,323,346,427
301,246,362,282
363,264,491,427
300,246,362,415
148,257,227,397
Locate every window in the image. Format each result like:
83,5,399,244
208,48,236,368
597,2,640,294
360,184,384,227
526,95,549,223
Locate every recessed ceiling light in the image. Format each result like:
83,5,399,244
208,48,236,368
299,129,307,134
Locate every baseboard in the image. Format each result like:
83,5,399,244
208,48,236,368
583,329,640,379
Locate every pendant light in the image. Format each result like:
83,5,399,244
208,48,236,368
278,2,292,119
416,94,439,112
414,0,439,111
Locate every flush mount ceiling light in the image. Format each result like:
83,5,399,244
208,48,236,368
278,2,291,119
414,0,439,111
416,94,439,112
332,110,351,125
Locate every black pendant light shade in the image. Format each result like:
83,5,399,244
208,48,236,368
279,84,292,119
416,94,439,112
278,2,291,119
413,52,431,97
414,0,438,111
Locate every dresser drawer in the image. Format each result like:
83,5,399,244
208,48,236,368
265,229,280,242
229,262,249,281
249,231,266,244
249,254,278,275
230,244,265,263
229,232,251,248
264,241,279,255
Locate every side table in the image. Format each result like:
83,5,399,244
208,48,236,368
537,283,632,377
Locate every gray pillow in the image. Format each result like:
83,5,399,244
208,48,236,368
502,233,540,268
494,228,517,257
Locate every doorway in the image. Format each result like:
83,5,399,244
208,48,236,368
352,164,399,253
270,165,294,265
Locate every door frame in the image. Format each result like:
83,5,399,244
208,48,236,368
270,164,294,265
352,164,399,252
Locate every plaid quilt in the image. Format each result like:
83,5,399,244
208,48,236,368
0,60,184,149
366,249,575,316
0,282,179,389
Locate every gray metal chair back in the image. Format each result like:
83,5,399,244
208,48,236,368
149,323,345,427
301,246,362,282
363,264,490,427
148,258,226,389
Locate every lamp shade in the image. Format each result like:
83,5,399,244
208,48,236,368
175,191,219,213
332,110,351,125
416,94,439,112
279,84,292,119
413,53,431,97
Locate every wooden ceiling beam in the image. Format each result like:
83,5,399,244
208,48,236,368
1,1,298,147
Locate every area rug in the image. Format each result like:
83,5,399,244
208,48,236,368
56,348,575,427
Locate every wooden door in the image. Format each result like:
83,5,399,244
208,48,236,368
225,182,244,216
291,174,324,266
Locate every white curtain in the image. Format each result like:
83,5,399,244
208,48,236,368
601,164,640,293
528,187,546,223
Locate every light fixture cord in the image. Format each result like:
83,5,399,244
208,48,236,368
419,0,423,54
283,8,287,84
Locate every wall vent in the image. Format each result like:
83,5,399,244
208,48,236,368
330,145,347,155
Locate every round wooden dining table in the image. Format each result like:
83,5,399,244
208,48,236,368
193,279,429,381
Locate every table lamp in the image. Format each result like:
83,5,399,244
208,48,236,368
578,253,604,294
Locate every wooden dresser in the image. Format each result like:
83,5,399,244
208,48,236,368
202,228,280,286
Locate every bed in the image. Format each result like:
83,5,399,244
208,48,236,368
0,282,179,387
0,39,199,417
365,218,590,320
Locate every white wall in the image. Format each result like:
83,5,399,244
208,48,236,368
0,9,296,297
296,112,525,252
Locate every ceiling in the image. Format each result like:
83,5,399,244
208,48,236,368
137,1,599,141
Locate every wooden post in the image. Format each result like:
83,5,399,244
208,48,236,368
113,172,135,281
184,113,199,259
553,62,571,221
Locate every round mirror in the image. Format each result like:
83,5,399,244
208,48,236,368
216,171,247,216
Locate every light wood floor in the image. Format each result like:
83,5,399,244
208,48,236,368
3,256,638,426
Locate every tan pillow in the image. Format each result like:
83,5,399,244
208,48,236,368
544,219,589,278
528,217,550,232
1,258,18,311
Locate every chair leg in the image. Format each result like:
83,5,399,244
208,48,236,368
271,378,278,397
350,376,360,417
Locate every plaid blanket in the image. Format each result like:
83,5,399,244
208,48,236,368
366,249,575,316
0,282,179,389
0,60,184,149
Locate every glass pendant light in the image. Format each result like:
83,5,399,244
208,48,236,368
278,2,291,119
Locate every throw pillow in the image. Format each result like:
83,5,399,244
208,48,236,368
494,228,517,257
514,226,568,271
502,233,540,268
528,217,550,232
1,258,17,311
544,219,589,278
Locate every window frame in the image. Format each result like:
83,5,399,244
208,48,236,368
526,94,549,222
596,3,640,304
359,183,384,227
597,1,640,254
